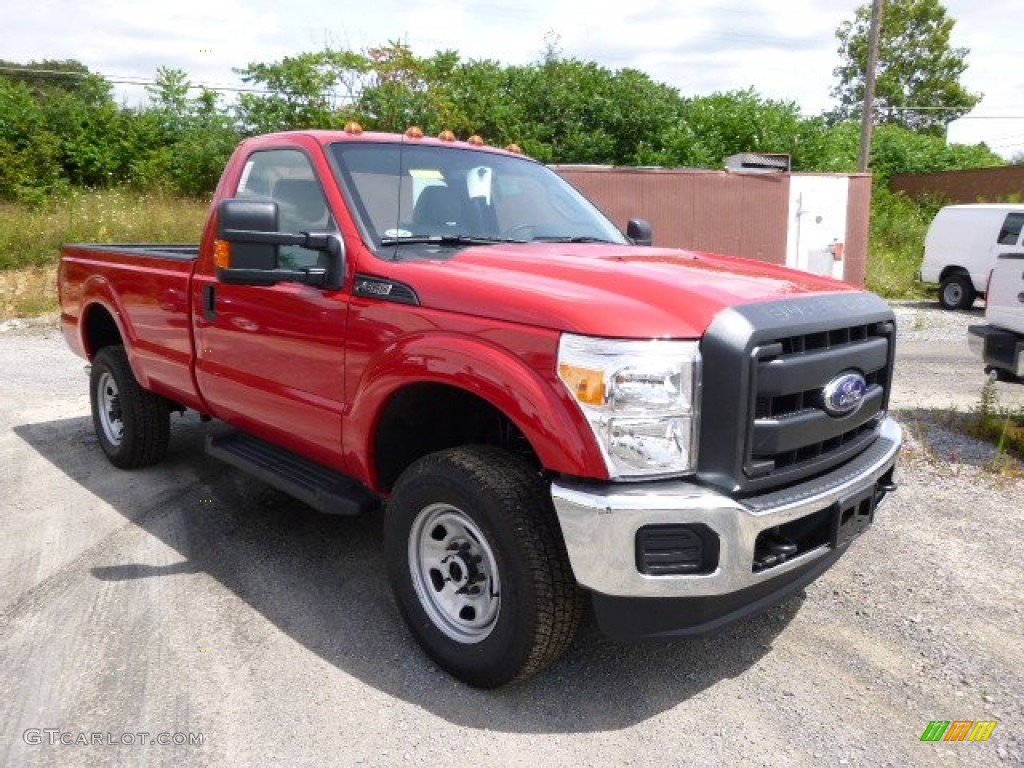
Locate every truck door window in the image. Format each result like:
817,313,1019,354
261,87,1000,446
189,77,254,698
237,149,338,270
997,213,1024,246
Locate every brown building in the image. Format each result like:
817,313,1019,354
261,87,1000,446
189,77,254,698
890,166,1024,204
553,165,873,287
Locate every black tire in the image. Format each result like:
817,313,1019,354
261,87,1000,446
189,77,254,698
383,446,584,688
90,345,170,469
938,273,976,310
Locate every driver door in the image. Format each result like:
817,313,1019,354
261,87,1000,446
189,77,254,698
194,147,350,469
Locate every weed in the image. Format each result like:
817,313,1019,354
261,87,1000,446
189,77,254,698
963,380,1024,465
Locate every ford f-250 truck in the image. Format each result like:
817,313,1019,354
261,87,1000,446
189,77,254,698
59,127,901,688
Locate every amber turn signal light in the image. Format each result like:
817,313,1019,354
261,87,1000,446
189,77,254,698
213,239,230,269
557,363,605,406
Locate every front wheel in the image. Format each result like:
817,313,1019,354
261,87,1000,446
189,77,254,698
383,446,584,688
90,345,170,468
938,273,976,310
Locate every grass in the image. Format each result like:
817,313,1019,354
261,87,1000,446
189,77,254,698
0,189,209,320
0,188,208,271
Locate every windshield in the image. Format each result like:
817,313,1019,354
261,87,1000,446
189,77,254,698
328,141,627,256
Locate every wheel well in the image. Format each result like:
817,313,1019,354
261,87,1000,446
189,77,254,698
374,384,539,492
83,304,122,359
938,266,969,283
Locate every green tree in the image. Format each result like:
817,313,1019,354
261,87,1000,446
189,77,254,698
485,57,683,164
0,58,93,97
831,0,981,134
234,49,370,134
664,89,829,170
869,123,1002,178
136,69,239,196
0,79,64,201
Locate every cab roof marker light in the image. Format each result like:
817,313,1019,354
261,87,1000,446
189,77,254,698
405,126,424,139
438,130,456,142
467,134,485,146
343,121,363,135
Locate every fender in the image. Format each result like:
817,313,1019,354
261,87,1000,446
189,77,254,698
343,331,608,490
77,274,145,376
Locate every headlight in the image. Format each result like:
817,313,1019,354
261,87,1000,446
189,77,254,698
557,333,701,479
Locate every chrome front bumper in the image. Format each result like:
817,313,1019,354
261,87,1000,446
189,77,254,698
551,417,901,599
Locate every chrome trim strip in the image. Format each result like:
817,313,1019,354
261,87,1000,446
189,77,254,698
551,417,901,598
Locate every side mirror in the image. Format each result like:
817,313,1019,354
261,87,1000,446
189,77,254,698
215,198,345,290
626,218,653,247
218,199,280,271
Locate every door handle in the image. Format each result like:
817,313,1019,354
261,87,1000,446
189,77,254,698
1017,292,1024,304
203,284,216,320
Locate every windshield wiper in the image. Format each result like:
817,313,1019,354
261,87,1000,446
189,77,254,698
533,236,620,244
380,234,527,246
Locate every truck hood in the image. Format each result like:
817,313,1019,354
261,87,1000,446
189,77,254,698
392,243,859,338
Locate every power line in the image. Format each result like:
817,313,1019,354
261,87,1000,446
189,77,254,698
0,65,276,95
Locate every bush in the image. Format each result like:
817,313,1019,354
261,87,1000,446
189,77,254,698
865,186,946,298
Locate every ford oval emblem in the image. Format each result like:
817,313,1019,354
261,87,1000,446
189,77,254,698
822,371,867,417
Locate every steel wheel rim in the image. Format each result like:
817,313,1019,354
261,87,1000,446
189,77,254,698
944,282,963,306
97,371,124,446
408,503,501,644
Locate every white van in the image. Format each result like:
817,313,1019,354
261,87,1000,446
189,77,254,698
920,204,1024,309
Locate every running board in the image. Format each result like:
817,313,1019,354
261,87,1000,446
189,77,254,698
206,432,376,516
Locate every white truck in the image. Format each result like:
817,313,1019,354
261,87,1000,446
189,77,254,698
920,204,1024,310
969,251,1024,381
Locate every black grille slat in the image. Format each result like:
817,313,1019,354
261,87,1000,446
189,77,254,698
756,337,889,399
752,389,884,455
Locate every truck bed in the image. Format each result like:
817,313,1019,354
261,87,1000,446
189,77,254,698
59,242,202,410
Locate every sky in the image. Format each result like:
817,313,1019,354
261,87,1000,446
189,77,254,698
2,0,1021,159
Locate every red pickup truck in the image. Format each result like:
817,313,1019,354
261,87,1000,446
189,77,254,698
59,128,901,687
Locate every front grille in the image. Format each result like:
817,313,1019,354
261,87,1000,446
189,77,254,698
698,293,896,495
747,322,893,482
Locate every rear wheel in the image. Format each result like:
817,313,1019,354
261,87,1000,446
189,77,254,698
90,345,170,468
383,446,584,688
938,273,976,310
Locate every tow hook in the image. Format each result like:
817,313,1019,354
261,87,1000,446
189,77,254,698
753,533,798,572
875,477,897,505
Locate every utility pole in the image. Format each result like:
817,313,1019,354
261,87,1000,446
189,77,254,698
857,0,884,173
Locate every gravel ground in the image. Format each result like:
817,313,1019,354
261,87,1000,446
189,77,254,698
1,305,1022,767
